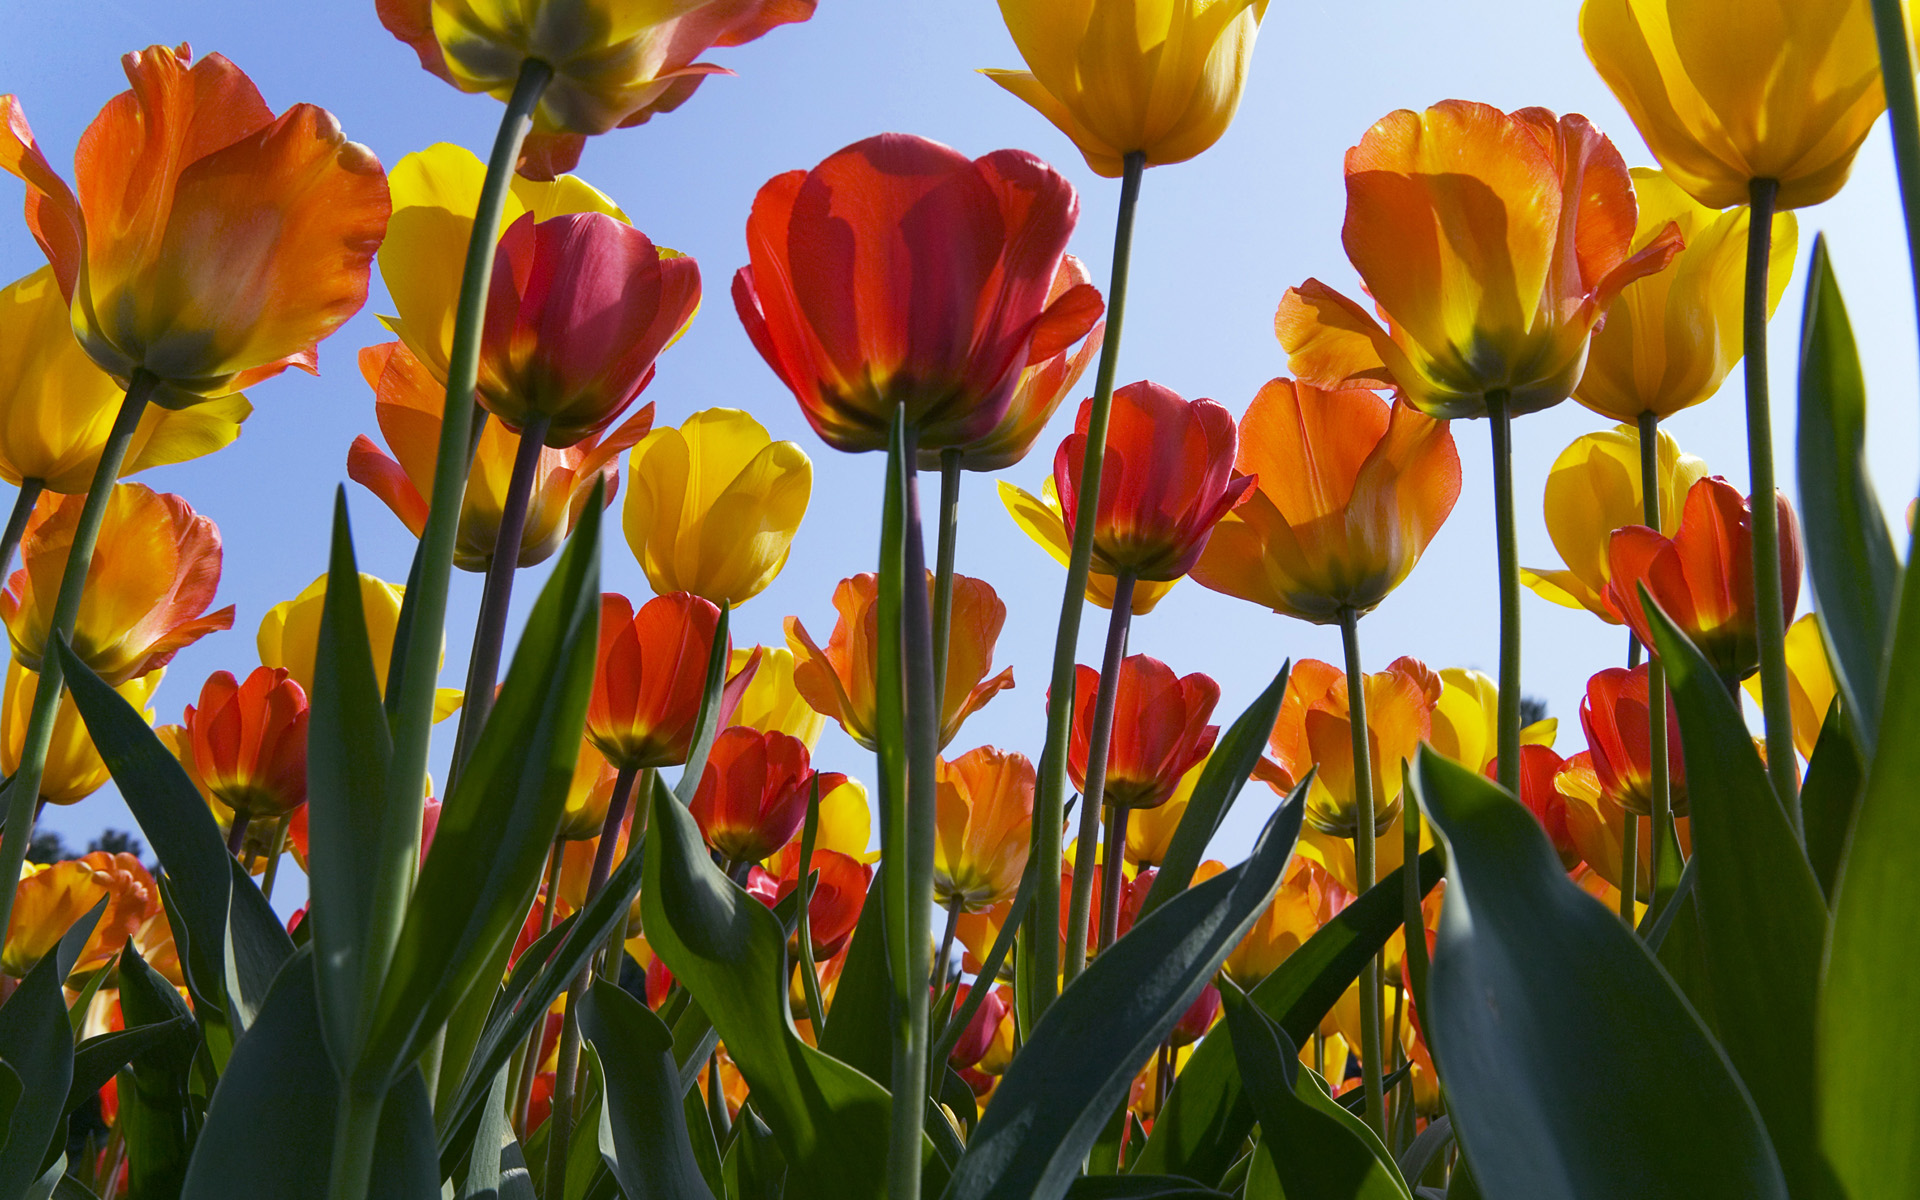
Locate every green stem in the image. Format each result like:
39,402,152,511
0,373,154,957
1029,151,1145,1019
796,774,826,1028
1065,570,1135,982
1098,801,1131,951
513,840,565,1136
1743,177,1799,818
1869,0,1920,394
1401,763,1429,1031
1619,808,1639,924
931,448,962,706
934,895,962,990
326,1086,386,1200
0,479,44,580
1487,391,1521,797
1339,606,1387,1140
225,810,252,859
1637,411,1673,897
259,815,291,902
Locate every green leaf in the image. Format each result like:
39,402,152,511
1800,696,1863,900
1130,847,1444,1185
562,1046,609,1200
722,1105,787,1200
641,776,908,1200
115,942,198,1200
817,865,893,1084
1415,746,1787,1200
64,1018,194,1117
672,601,733,807
942,793,1303,1200
0,900,102,1198
579,978,717,1200
458,1068,534,1200
1140,663,1290,917
1646,596,1835,1200
57,641,292,1026
360,497,601,1084
1796,235,1898,754
1221,986,1411,1199
1066,1177,1229,1200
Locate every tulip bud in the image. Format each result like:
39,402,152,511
690,727,842,865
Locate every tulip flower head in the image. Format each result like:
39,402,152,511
2,663,159,807
1488,743,1580,869
350,341,648,571
689,726,842,865
735,133,1101,453
586,592,730,772
1277,101,1681,420
1126,756,1200,867
934,746,1035,911
2,484,232,684
1269,657,1439,838
787,572,1014,751
1054,381,1253,583
3,851,156,978
0,45,389,400
756,843,872,958
727,646,826,749
555,737,621,841
258,571,462,721
1523,425,1710,624
946,983,1012,1069
185,667,310,820
1222,855,1345,989
1558,749,1691,897
1581,0,1887,210
984,0,1270,177
999,475,1179,615
1426,667,1557,776
1068,654,1221,811
623,408,812,606
1605,476,1803,682
1192,379,1458,621
1744,614,1838,762
1579,664,1687,818
378,0,816,179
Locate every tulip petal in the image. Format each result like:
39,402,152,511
1275,280,1402,392
0,97,85,299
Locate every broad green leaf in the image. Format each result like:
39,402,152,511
0,900,102,1198
459,1068,534,1200
1800,696,1863,900
1140,664,1290,917
1131,848,1445,1185
1796,236,1898,754
1066,1177,1230,1199
641,776,910,1200
817,865,892,1083
360,498,601,1084
671,601,734,807
115,942,198,1200
1416,747,1787,1200
722,1105,787,1200
1647,598,1834,1200
64,1019,193,1117
942,793,1303,1200
579,978,716,1200
1221,987,1410,1199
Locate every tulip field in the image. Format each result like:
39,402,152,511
2,0,1919,1198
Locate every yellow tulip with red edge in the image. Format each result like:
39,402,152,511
1,662,160,806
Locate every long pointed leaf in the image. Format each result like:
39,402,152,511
579,979,717,1200
0,900,102,1197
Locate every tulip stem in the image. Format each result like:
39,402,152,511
1486,391,1522,797
1401,762,1429,1030
1338,604,1387,1141
934,894,963,990
260,816,291,903
1869,0,1920,403
797,774,826,1029
226,811,252,859
1619,809,1639,924
0,479,43,580
1743,178,1799,820
513,839,566,1137
1637,412,1674,897
1030,150,1145,1018
1098,801,1131,951
326,1086,387,1200
1067,570,1135,981
932,448,963,705
452,414,551,781
0,370,154,959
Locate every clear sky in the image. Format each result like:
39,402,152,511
5,0,1915,916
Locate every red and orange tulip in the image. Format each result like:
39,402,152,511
1269,656,1439,838
586,592,731,772
1068,655,1220,811
689,727,842,865
1558,749,1692,900
184,667,309,820
933,746,1035,911
1192,378,1459,621
1489,743,1580,869
0,45,388,399
1579,664,1687,818
3,851,156,977
753,844,872,959
1605,476,1802,682
734,133,1100,453
2,484,231,684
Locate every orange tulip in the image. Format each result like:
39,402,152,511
734,133,1100,453
1607,476,1802,683
3,851,155,977
689,727,843,865
1,484,232,683
933,747,1035,911
1559,750,1692,898
0,45,388,399
1269,656,1439,838
586,592,731,771
751,844,873,959
1192,379,1459,622
1276,101,1680,420
184,667,309,821
787,572,1014,751
348,341,650,571
1068,654,1220,811
1487,743,1580,869
1579,665,1687,818
1222,855,1346,989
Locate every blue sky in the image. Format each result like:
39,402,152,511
5,0,1915,915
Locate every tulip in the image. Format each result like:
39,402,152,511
756,844,873,959
727,646,825,749
1744,614,1838,762
1575,170,1799,422
689,727,843,865
734,134,1100,453
1,484,231,684
946,983,1011,1069
258,571,463,721
1580,0,1886,211
1579,665,1688,819
1487,744,1581,870
1068,655,1220,812
377,0,816,179
1126,757,1200,868
983,0,1270,177
1191,379,1459,622
1605,476,1803,683
787,572,1014,751
1522,425,1710,624
349,341,649,571
816,777,877,862
0,45,388,400
555,737,621,842
623,409,812,606
1559,750,1692,901
184,667,310,822
3,851,155,977
1269,657,1438,839
0,267,251,495
1,663,159,807
1426,668,1557,776
1222,856,1344,989
933,747,1035,912
1054,381,1252,585
1171,983,1222,1047
586,592,729,771
999,476,1179,615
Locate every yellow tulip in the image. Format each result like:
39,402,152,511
983,0,1270,177
1221,856,1340,989
1744,614,1838,761
1576,170,1798,422
1521,425,1710,623
555,737,621,842
0,662,160,806
1427,667,1558,776
1581,0,1889,210
0,268,251,494
998,477,1178,616
729,646,825,750
817,776,876,863
257,572,462,721
623,408,811,607
1126,757,1200,868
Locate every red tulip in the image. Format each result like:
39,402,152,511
1487,743,1579,869
1579,665,1687,817
184,667,308,819
1068,655,1221,810
586,592,732,771
947,982,1011,1069
753,843,873,959
690,727,843,864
